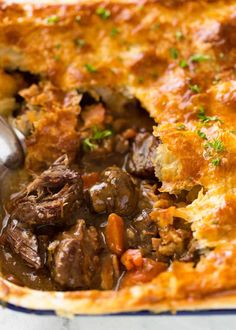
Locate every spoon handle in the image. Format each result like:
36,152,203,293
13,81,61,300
0,116,25,169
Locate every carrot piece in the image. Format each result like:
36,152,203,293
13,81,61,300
121,258,168,288
82,172,100,189
121,249,143,271
105,213,125,255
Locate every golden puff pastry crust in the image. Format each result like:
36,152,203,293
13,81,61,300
1,0,236,315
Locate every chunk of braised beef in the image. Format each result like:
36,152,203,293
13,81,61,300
88,166,139,216
8,155,83,226
6,220,45,269
126,132,159,179
48,219,101,289
138,181,159,210
114,134,130,154
126,210,158,253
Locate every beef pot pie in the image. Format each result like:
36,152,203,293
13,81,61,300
0,0,236,315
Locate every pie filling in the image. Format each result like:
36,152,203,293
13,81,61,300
0,73,201,291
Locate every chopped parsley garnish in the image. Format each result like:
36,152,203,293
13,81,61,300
197,106,207,121
197,106,223,123
53,55,60,61
169,48,179,59
195,110,225,166
92,127,113,140
110,27,119,37
179,59,188,68
82,139,95,152
82,138,97,151
45,15,59,24
74,38,86,47
96,7,111,20
189,84,201,93
190,54,211,62
175,31,184,40
205,138,225,152
211,158,221,166
83,127,113,151
84,63,97,73
176,124,186,130
197,130,207,140
203,136,225,166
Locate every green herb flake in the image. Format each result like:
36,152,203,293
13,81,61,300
82,138,97,151
197,106,208,122
92,127,113,140
169,48,179,60
45,15,60,24
74,38,86,47
189,84,201,94
197,106,223,123
96,7,111,20
53,55,60,61
179,59,188,68
197,130,207,140
206,139,225,152
84,63,97,73
110,27,119,37
190,54,211,63
176,124,186,130
175,31,184,40
207,115,223,123
211,158,221,166
83,127,113,152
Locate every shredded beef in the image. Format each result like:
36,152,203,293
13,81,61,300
6,220,45,269
8,155,83,226
5,155,83,270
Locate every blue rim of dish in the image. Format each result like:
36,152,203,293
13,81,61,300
2,301,236,316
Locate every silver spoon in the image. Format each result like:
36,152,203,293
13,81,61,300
0,116,25,171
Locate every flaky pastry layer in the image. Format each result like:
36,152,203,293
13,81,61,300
1,0,236,314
